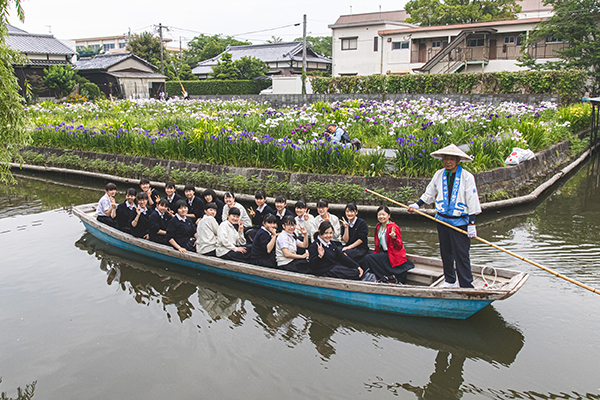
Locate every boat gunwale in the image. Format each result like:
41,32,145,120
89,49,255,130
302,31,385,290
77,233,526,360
73,203,528,301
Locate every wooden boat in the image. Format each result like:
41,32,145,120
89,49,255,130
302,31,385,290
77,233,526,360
73,203,529,319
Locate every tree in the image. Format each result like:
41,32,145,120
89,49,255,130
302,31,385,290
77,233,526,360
177,63,198,81
405,0,521,26
43,64,76,98
126,32,169,67
267,36,283,43
1,0,29,183
235,56,268,79
185,34,251,65
76,46,102,59
210,53,239,80
294,36,332,58
518,0,600,95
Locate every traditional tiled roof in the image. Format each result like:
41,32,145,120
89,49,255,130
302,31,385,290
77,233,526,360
6,25,75,56
73,52,157,71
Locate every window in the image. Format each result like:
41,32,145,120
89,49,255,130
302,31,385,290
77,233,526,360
374,37,378,52
504,36,515,44
103,43,115,51
392,41,409,50
76,46,84,51
119,42,126,49
91,44,100,50
467,38,485,47
432,41,441,48
341,37,357,50
546,36,564,43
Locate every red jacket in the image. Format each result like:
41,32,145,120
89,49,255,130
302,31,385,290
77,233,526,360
374,222,407,267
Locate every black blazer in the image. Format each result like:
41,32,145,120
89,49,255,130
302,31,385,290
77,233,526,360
186,196,205,221
165,192,183,213
307,239,360,276
341,218,369,251
116,201,135,233
251,205,275,228
128,208,151,238
275,209,294,232
249,228,276,261
148,209,172,242
166,216,196,248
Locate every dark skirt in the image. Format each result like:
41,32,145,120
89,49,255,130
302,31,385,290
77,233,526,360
97,215,116,228
221,249,250,263
342,247,368,264
361,252,414,283
279,259,311,274
317,264,360,280
250,256,277,269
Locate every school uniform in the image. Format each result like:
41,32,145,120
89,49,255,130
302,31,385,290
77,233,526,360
96,193,116,227
295,214,316,241
165,192,183,213
146,188,161,210
185,195,205,222
166,214,196,252
251,204,275,228
340,217,369,263
216,220,249,262
196,215,219,256
314,213,342,244
213,199,226,224
276,231,310,273
115,201,136,233
274,208,294,232
248,227,277,268
128,206,150,238
222,202,252,228
148,208,172,245
307,237,361,280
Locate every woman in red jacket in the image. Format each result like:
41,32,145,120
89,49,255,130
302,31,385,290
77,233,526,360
362,206,414,284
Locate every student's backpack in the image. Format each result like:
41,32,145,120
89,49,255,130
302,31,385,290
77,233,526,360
340,129,351,144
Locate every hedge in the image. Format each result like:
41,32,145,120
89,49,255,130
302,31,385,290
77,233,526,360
166,80,272,96
310,70,587,104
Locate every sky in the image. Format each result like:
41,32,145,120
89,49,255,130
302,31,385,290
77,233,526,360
7,0,409,48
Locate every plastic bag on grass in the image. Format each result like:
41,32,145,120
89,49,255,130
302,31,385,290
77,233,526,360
505,147,535,165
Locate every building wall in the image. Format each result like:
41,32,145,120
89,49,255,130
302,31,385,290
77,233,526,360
108,59,153,73
271,76,313,94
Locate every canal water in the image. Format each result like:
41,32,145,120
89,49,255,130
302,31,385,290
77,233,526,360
1,158,599,399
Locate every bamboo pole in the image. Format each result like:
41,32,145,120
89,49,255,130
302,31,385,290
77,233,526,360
366,188,600,295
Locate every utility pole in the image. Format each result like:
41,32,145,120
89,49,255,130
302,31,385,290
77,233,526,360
302,14,307,95
158,23,165,75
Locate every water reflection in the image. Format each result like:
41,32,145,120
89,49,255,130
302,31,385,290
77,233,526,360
75,232,525,368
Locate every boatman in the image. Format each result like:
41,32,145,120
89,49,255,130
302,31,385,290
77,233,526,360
407,144,481,288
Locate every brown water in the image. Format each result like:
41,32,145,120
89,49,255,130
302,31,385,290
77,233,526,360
1,162,600,399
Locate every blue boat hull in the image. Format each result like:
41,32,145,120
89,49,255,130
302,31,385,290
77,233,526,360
81,221,492,319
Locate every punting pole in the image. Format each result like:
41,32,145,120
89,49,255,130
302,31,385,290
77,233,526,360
365,188,600,295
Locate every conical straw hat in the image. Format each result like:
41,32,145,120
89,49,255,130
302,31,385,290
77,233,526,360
430,144,473,162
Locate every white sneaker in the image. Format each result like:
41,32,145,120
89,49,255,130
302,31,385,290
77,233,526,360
439,280,459,288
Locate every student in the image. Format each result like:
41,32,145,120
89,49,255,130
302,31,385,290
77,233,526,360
307,221,363,280
222,192,252,228
340,203,369,264
248,213,279,269
362,206,414,284
139,178,160,210
129,192,151,239
314,199,342,246
273,196,294,232
276,215,310,273
202,189,225,224
148,199,172,245
166,200,197,253
164,181,182,214
216,207,250,262
196,202,219,256
248,190,275,229
183,184,205,223
96,182,117,227
294,200,315,240
116,188,137,233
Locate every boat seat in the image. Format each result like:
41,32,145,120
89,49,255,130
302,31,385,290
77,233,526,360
406,265,444,286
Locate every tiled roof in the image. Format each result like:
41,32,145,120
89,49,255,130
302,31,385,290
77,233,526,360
379,17,544,35
74,52,157,71
22,59,71,67
7,26,75,56
330,10,411,28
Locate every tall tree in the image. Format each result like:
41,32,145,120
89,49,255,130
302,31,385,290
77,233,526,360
126,32,169,68
235,56,268,79
210,53,239,80
405,0,521,26
185,34,250,66
76,45,102,59
1,0,30,183
518,0,600,94
294,36,332,58
267,36,283,43
43,64,76,98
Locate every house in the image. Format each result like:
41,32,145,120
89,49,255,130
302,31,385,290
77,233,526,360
329,0,557,76
73,34,173,55
73,52,166,99
191,41,331,79
6,24,75,98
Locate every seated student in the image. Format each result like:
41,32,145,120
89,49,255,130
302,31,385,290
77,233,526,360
148,199,172,245
314,199,342,246
166,200,197,253
164,181,182,214
340,202,369,264
222,192,252,228
274,196,294,232
183,184,205,223
129,192,151,239
362,206,414,284
294,200,315,241
216,207,250,262
248,214,279,268
196,202,219,256
116,188,137,233
202,189,225,224
139,178,160,210
96,182,118,227
307,221,363,280
247,190,275,240
276,215,310,273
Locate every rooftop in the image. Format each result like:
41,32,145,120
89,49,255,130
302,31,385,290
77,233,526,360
74,52,156,71
6,24,75,56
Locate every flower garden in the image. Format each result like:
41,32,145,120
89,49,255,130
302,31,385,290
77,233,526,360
26,97,591,177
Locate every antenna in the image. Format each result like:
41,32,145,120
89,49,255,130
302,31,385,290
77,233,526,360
350,5,352,14
45,25,51,34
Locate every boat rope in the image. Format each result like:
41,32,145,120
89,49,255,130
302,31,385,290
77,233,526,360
480,265,498,289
